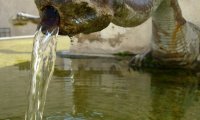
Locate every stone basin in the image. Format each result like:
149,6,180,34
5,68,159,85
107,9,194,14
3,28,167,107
0,36,200,119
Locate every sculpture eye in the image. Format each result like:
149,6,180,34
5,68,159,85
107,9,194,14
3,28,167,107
125,0,153,11
131,0,151,5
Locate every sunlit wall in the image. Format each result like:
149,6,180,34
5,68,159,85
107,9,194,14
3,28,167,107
0,0,38,36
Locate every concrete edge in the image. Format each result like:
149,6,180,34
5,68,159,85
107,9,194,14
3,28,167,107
57,51,133,59
0,35,34,41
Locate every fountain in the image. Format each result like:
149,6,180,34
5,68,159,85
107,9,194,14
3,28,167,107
9,0,200,119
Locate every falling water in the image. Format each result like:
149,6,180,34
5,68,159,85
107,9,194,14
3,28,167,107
25,27,59,120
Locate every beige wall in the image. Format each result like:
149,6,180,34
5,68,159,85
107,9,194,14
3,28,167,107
180,0,200,26
0,0,38,36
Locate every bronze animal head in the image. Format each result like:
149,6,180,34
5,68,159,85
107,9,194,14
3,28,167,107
35,0,114,36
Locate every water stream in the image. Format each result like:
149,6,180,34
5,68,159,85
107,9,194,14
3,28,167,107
25,27,59,120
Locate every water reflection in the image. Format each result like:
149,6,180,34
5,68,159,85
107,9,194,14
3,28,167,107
150,70,200,120
52,58,200,120
2,58,200,120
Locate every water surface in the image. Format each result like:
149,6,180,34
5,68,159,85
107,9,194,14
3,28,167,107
0,57,200,120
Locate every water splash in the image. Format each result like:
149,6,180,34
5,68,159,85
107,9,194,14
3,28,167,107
25,27,59,120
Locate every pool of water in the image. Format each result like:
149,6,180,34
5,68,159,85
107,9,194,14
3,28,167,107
0,56,200,120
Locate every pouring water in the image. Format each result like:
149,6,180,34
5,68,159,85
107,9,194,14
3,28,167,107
25,27,59,120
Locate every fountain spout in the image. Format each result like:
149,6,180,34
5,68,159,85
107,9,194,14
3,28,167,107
12,6,60,34
12,12,40,25
35,0,113,36
39,6,60,34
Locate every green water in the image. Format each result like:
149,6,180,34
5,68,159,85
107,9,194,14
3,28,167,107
0,57,200,120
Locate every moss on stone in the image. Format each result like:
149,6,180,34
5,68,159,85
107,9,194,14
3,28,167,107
113,51,134,57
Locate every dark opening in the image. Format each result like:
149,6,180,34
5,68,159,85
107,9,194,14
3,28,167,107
40,6,60,34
